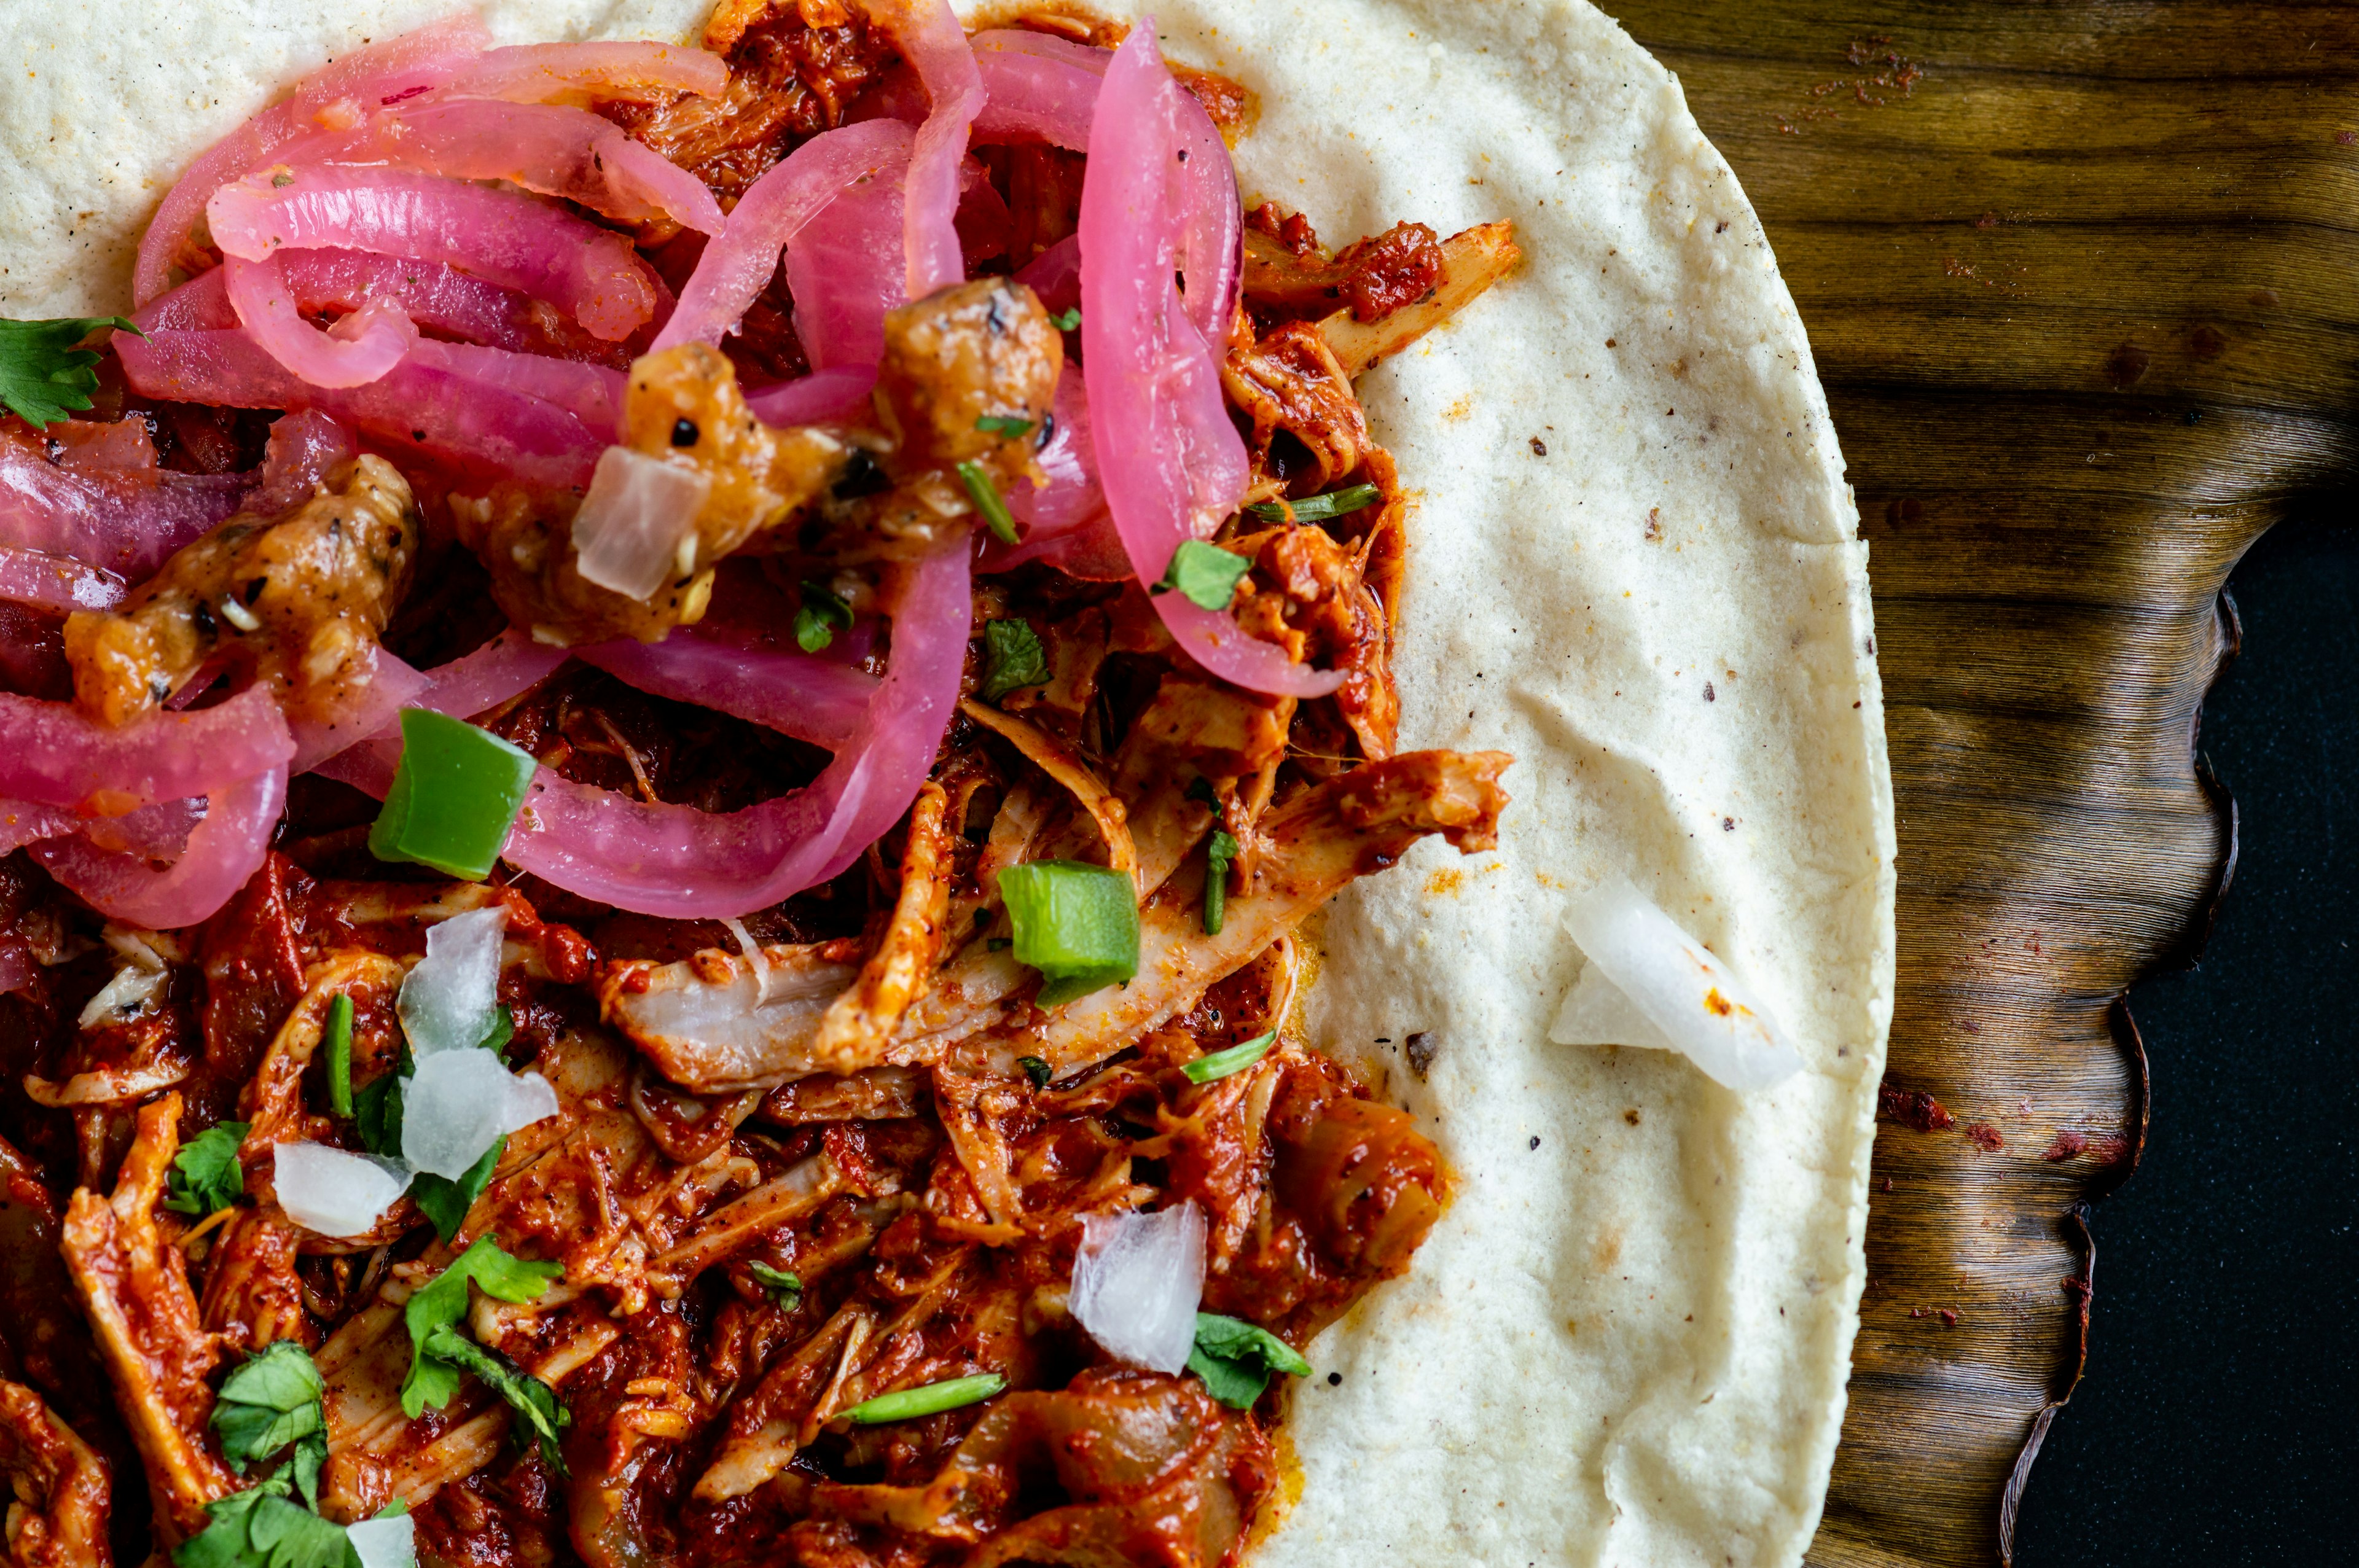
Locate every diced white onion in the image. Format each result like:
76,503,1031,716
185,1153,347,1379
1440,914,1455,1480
1070,1201,1206,1374
397,907,506,1058
273,1141,412,1238
398,1047,559,1179
571,446,711,599
345,1511,417,1568
1550,881,1802,1091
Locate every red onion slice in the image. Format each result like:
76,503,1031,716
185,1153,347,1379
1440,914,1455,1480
117,329,609,488
315,630,568,797
498,542,971,918
346,99,726,236
31,765,286,929
0,685,294,812
0,548,124,615
577,630,878,750
781,132,913,370
288,647,429,774
144,248,623,367
1081,26,1341,697
206,166,660,341
744,366,877,426
448,41,729,104
224,254,419,388
0,426,249,580
881,0,985,297
655,119,913,351
133,16,494,305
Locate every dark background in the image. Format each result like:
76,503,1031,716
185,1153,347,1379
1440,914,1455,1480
2012,515,2358,1562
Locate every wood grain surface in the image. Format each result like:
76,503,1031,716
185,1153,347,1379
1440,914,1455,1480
1598,4,2359,1562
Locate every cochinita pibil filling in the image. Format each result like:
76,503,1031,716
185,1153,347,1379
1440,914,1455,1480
0,4,1520,1566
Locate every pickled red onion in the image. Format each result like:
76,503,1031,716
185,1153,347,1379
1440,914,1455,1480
0,548,124,615
577,630,878,750
782,134,912,371
32,766,287,929
206,166,660,341
288,647,429,774
315,630,568,797
0,426,249,580
224,254,418,388
348,99,725,235
878,0,985,297
132,16,493,305
117,329,609,488
745,366,877,426
0,685,294,813
655,119,912,351
249,408,360,514
498,542,971,917
1081,26,1340,696
448,41,729,105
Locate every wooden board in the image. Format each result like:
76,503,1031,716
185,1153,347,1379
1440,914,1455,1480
1598,4,2359,1562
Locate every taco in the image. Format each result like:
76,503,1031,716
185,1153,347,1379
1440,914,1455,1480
0,3,1892,1567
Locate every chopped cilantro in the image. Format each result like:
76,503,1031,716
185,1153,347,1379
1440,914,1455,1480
211,1343,327,1505
956,460,1020,545
410,1134,504,1244
979,618,1049,701
974,414,1033,437
165,1121,249,1218
1047,305,1082,332
400,1236,563,1419
1017,1055,1052,1088
0,316,144,429
1202,829,1239,935
1186,1312,1311,1408
1243,483,1382,524
748,1262,802,1309
794,581,854,653
1151,540,1251,611
418,1324,569,1471
1183,1030,1275,1086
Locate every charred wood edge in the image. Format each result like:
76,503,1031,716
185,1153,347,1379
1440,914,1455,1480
1993,575,2238,1566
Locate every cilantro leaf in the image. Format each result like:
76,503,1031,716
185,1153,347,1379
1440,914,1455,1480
419,1323,570,1472
1017,1055,1052,1088
240,1489,350,1568
1186,1313,1311,1409
409,1134,503,1244
400,1236,562,1419
974,413,1033,437
794,581,855,653
1151,540,1252,611
477,1004,515,1063
747,1262,802,1309
0,317,143,429
212,1343,326,1481
166,1121,249,1217
1047,305,1082,332
979,618,1048,701
353,1043,410,1158
173,1477,348,1568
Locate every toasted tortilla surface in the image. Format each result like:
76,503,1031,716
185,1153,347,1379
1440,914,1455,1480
0,2,1895,1564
